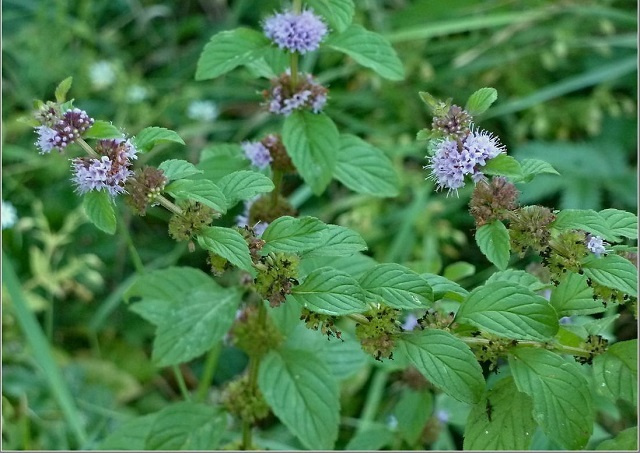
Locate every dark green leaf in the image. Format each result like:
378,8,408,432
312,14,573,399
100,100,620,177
124,267,217,303
85,120,122,139
457,282,558,341
463,377,536,450
258,349,340,450
482,154,523,179
393,388,433,445
334,134,399,197
100,414,158,450
465,87,497,115
509,348,594,450
217,170,274,208
593,340,637,405
262,216,327,253
582,254,637,295
326,25,404,80
359,263,433,309
158,159,202,181
486,269,550,292
550,272,603,316
289,267,366,315
551,209,617,241
520,158,560,182
134,127,185,153
82,191,116,234
345,424,394,450
420,273,469,302
396,329,485,404
55,76,73,103
475,220,510,270
306,0,354,33
596,427,637,451
166,179,227,213
145,402,226,450
282,111,339,195
195,28,271,80
303,224,368,257
197,226,254,273
599,209,638,240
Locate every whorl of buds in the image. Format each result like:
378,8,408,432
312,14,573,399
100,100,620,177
469,177,519,227
470,336,518,373
300,308,343,341
575,335,608,365
230,305,282,357
431,104,472,139
249,195,297,225
541,230,588,284
355,307,402,361
221,374,270,424
508,205,556,255
264,72,328,116
168,201,216,242
124,166,168,215
254,253,300,308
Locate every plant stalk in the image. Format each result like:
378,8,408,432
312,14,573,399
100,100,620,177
196,343,222,402
270,170,284,208
173,365,192,402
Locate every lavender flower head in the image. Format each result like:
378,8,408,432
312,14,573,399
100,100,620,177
34,108,94,154
241,141,272,169
265,72,328,116
263,9,327,54
425,126,505,195
402,313,419,331
71,138,136,197
587,235,608,257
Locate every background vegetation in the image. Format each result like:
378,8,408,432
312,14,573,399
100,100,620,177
2,0,636,449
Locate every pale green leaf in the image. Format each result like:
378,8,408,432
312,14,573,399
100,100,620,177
509,348,594,450
85,120,122,139
158,159,202,181
593,340,637,405
258,349,340,450
465,87,497,115
596,427,638,451
134,127,185,153
552,209,617,241
475,220,510,270
420,273,468,302
216,170,274,208
303,224,368,257
166,179,227,213
289,267,366,315
486,269,549,292
582,254,637,295
359,263,433,309
82,191,116,235
482,154,523,179
100,414,158,450
197,226,254,273
124,267,217,303
520,158,560,182
396,329,485,404
306,0,354,32
55,76,73,103
457,282,558,341
599,209,638,240
262,216,327,253
393,388,433,445
326,24,405,80
550,272,603,316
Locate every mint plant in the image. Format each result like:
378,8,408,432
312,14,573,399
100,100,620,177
5,0,637,451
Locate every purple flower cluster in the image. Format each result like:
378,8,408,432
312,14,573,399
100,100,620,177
263,9,327,54
35,108,94,154
236,197,269,237
71,138,137,196
265,72,327,116
587,235,607,257
241,141,272,169
425,128,505,194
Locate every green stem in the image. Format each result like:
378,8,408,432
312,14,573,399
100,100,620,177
458,336,592,357
241,303,267,450
172,365,192,402
356,369,389,434
196,343,222,402
347,313,370,324
270,170,284,208
76,137,99,158
45,293,54,341
116,211,145,274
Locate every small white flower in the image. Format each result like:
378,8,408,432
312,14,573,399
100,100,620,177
89,61,116,90
187,100,219,122
126,85,149,103
2,200,18,230
587,235,608,258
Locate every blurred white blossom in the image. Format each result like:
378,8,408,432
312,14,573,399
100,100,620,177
89,61,116,90
126,85,149,103
2,200,18,229
187,100,219,122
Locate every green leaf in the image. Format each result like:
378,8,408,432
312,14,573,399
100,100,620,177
282,111,339,195
262,216,327,253
509,348,594,450
486,269,549,292
593,339,637,405
258,349,340,450
55,76,73,103
124,267,217,303
325,24,405,80
134,127,185,153
393,388,433,445
396,329,485,404
158,159,202,181
303,224,368,257
551,209,617,241
306,0,354,33
520,158,560,182
457,282,558,341
596,427,638,451
166,179,227,213
85,120,122,139
550,272,603,316
82,191,116,234
289,267,366,315
359,263,433,309
599,209,638,240
216,170,274,208
345,424,394,450
464,377,536,450
475,220,510,270
420,273,469,302
482,154,523,179
145,402,226,450
443,261,475,281
195,28,271,80
100,414,158,450
465,87,497,115
582,254,637,295
152,285,241,366
196,226,254,274
334,134,400,197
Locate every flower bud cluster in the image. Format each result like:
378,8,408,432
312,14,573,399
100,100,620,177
470,335,517,373
469,177,519,227
222,374,270,424
508,205,556,255
431,104,472,140
124,166,168,215
236,195,297,237
574,334,608,365
414,309,458,332
35,107,95,154
540,230,588,285
168,201,216,242
264,72,328,116
254,252,300,308
299,308,343,341
355,307,402,361
230,305,282,357
241,134,295,172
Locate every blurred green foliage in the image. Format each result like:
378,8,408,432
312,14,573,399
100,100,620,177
2,0,636,449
